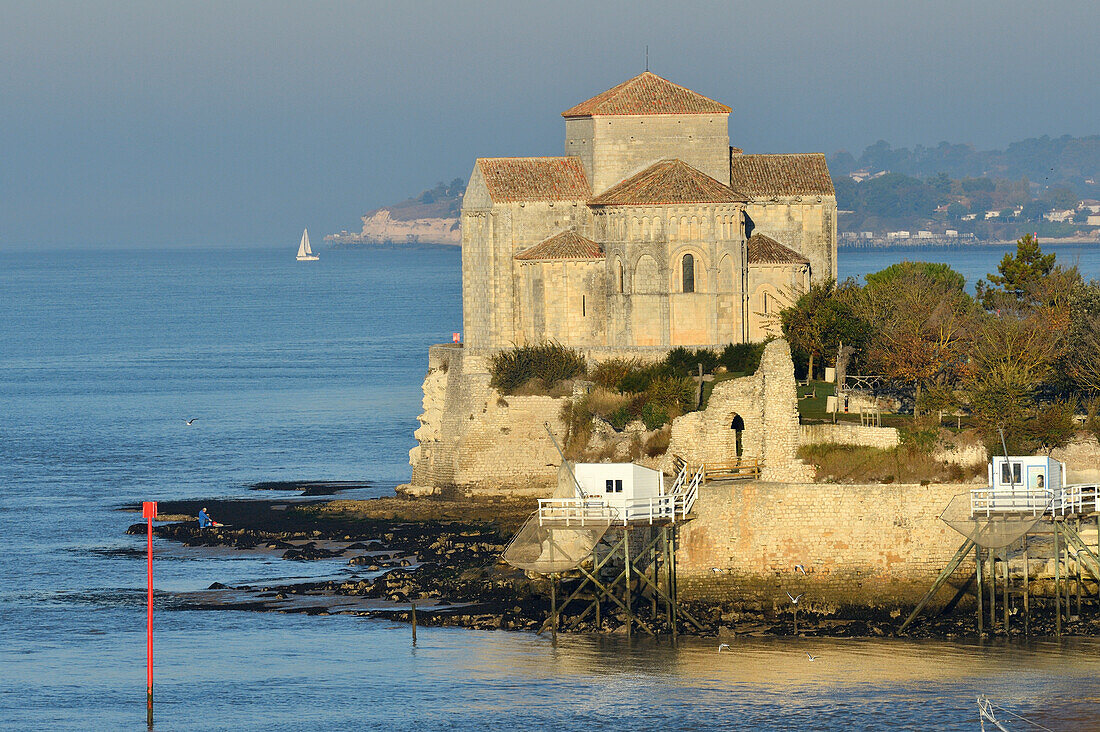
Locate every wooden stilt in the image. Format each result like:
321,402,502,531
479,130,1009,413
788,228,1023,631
1055,523,1062,638
550,574,558,642
664,529,673,630
976,546,984,637
1003,547,1009,635
988,547,997,632
1022,537,1030,637
899,539,975,632
651,538,658,623
1076,518,1083,617
624,530,633,638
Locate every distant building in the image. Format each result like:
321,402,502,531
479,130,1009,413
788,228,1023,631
916,230,933,238
945,229,959,237
962,213,977,221
985,210,999,220
1089,214,1100,226
1080,200,1100,214
860,231,874,239
1045,209,1075,223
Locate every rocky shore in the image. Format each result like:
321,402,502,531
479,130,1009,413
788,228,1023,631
126,496,1100,639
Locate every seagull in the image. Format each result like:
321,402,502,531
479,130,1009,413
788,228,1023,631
184,418,197,426
794,564,807,575
710,567,722,573
718,643,732,653
805,652,818,661
786,592,803,605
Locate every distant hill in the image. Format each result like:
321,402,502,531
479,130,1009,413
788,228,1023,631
326,179,465,246
830,135,1100,195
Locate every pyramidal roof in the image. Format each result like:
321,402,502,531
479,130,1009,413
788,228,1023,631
562,71,731,118
515,231,604,261
589,159,747,206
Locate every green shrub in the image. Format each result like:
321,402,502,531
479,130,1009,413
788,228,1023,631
719,342,766,374
607,406,631,431
663,346,720,377
645,375,697,412
490,342,586,394
616,362,669,393
641,402,669,430
590,357,642,390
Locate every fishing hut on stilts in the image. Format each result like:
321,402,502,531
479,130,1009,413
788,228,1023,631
901,453,1100,637
501,426,707,638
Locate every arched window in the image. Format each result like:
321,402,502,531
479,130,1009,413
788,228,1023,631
617,260,625,293
682,253,695,293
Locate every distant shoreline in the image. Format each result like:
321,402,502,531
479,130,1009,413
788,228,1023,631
841,236,1100,250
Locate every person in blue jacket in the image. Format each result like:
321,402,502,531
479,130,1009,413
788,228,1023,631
198,507,216,528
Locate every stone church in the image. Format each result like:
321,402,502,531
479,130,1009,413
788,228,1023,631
460,71,836,353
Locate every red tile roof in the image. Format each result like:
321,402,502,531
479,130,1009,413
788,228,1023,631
588,159,748,206
746,233,810,265
515,231,604,261
476,157,591,202
729,153,835,197
562,71,731,118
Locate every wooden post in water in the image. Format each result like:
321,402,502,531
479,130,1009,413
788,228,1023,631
411,601,417,644
1075,518,1083,617
975,546,983,637
1055,523,1062,638
1022,537,1030,636
1002,547,1010,635
651,540,658,623
988,549,997,632
142,501,157,729
550,574,558,642
623,532,633,637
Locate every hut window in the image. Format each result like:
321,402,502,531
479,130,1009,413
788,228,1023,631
605,479,614,493
682,253,695,293
1001,462,1022,484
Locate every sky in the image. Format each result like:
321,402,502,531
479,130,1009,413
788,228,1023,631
2,0,1098,250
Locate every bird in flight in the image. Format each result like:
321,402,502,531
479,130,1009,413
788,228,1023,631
184,418,197,426
718,643,732,653
805,652,818,661
794,564,807,575
786,592,803,605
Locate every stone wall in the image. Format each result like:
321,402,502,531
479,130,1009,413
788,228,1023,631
403,344,568,497
676,481,968,608
665,339,815,482
745,198,837,284
800,423,901,449
565,114,730,194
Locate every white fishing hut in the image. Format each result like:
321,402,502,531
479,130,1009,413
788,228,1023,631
573,463,664,504
987,456,1062,493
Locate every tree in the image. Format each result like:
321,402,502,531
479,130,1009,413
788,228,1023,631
779,281,872,380
976,234,1056,309
867,273,973,413
864,261,966,294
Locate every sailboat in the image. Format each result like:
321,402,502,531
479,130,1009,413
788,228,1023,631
296,228,319,261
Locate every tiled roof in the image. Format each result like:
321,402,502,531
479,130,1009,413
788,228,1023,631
562,71,731,118
746,233,810,265
588,159,748,206
476,157,591,202
515,231,604,261
729,153,835,197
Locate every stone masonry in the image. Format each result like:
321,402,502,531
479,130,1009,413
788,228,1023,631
677,481,968,608
664,339,815,482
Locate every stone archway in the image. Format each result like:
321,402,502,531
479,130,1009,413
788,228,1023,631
730,412,745,458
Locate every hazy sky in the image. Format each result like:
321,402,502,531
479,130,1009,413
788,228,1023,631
3,0,1098,249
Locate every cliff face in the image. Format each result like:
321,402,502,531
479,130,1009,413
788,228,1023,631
328,209,461,246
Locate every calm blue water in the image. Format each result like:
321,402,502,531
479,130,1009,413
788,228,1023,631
3,244,1100,731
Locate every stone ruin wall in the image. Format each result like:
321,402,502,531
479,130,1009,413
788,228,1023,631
403,344,568,497
676,481,967,608
664,339,815,482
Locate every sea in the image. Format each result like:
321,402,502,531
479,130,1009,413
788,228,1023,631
3,242,1100,731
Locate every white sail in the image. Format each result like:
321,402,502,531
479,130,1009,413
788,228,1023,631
296,228,318,260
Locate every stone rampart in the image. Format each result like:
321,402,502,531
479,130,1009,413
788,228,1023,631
799,423,900,449
676,481,968,609
403,344,568,497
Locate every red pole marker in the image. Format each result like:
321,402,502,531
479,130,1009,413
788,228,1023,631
452,332,460,344
142,501,157,727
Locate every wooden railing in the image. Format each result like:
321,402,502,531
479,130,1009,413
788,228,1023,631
699,459,762,483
